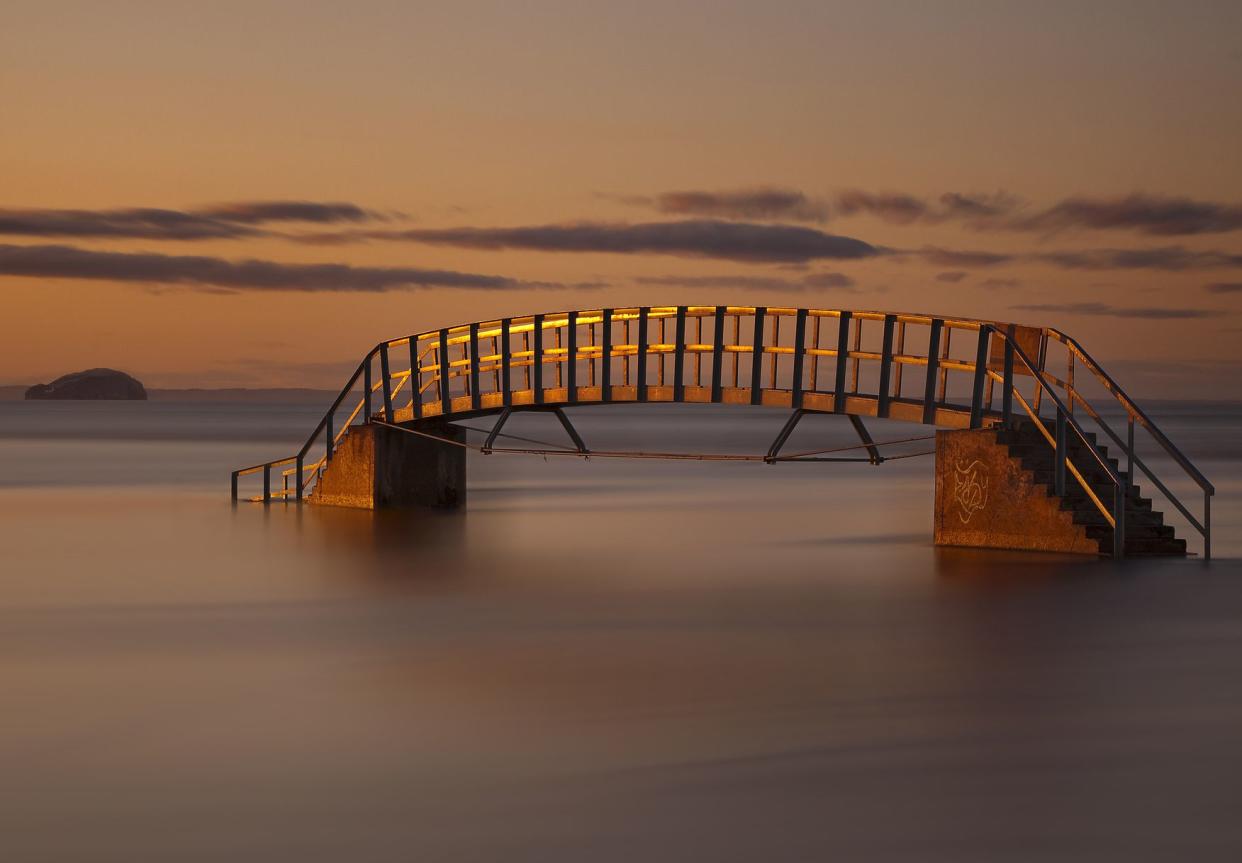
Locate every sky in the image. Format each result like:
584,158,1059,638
2,0,1241,396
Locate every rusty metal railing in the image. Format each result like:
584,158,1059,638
231,306,1212,559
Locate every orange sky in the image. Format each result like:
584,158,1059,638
2,1,1240,396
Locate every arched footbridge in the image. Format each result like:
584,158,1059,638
232,306,1214,559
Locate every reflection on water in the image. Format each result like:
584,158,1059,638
0,400,1240,861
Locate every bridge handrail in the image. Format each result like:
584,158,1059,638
230,306,1212,558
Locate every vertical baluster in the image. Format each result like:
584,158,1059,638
410,336,422,419
658,315,666,386
380,342,394,422
1032,334,1046,416
622,318,630,386
769,315,780,390
637,307,649,400
296,454,304,502
363,354,372,422
587,312,596,388
601,309,612,401
878,314,896,419
695,314,703,388
834,311,851,413
711,305,726,403
468,323,481,411
491,332,500,395
263,464,271,504
501,319,512,407
533,315,545,404
969,324,990,428
1002,334,1014,425
673,306,686,402
1204,491,1212,561
923,319,944,425
554,323,562,390
567,311,578,403
750,307,766,406
791,308,807,408
732,312,741,388
523,329,531,392
1126,416,1135,498
1055,407,1067,496
850,316,862,393
439,329,451,415
809,314,821,393
1068,351,1076,416
894,320,906,399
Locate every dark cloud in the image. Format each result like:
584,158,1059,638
938,192,1017,221
0,243,579,293
802,272,856,289
904,244,1242,271
615,186,1018,226
1205,282,1242,293
194,200,387,224
1009,194,1242,236
913,246,1014,267
934,271,968,283
646,187,830,222
1009,302,1221,320
1034,246,1242,271
636,274,803,292
364,220,879,263
978,277,1021,289
834,190,927,224
0,200,388,241
832,190,1242,236
834,190,1018,225
635,271,857,292
0,208,260,241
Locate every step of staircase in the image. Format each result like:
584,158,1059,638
997,419,1186,557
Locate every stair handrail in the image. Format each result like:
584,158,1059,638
1046,329,1214,495
989,327,1128,556
1041,328,1212,558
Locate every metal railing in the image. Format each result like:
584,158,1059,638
231,306,1212,559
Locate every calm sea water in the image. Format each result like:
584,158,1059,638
1,399,1240,861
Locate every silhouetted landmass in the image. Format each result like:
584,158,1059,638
25,368,146,400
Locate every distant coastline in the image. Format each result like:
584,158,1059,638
0,385,336,404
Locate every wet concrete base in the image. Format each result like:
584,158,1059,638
934,428,1098,555
310,421,466,510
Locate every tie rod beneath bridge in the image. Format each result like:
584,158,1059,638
374,416,932,464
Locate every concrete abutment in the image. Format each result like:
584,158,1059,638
310,422,466,510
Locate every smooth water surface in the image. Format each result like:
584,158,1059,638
1,400,1240,861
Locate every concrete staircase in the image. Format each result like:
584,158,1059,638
996,419,1187,557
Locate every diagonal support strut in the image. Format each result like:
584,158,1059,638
765,409,806,463
552,407,589,454
848,415,884,465
482,407,512,454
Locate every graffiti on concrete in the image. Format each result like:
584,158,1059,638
953,459,989,523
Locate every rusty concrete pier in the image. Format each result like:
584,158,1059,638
232,306,1213,559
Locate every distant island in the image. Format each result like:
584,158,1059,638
25,368,148,400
